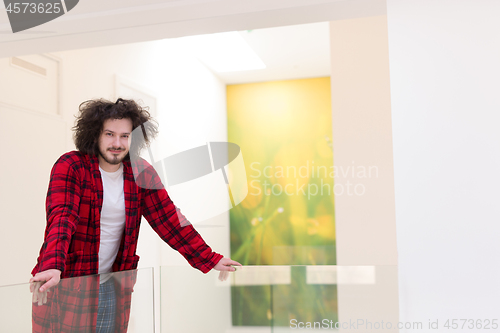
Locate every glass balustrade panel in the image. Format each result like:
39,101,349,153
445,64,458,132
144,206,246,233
0,267,154,333
160,265,399,333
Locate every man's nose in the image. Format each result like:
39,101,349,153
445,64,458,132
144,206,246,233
113,136,121,147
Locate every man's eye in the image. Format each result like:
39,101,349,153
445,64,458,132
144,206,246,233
106,133,112,136
122,135,129,138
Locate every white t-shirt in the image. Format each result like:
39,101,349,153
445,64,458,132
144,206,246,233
98,164,126,283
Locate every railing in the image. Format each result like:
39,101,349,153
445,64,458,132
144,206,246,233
160,265,399,333
0,265,398,332
0,268,154,332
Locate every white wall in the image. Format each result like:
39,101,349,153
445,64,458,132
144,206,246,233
330,16,399,332
387,0,500,331
0,54,65,290
0,104,66,333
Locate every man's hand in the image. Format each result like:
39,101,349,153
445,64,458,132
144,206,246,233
29,269,61,305
214,257,242,281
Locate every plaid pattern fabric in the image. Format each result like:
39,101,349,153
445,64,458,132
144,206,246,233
96,278,116,333
32,274,100,333
32,271,136,333
32,151,223,333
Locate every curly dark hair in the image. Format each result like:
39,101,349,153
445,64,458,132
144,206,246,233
73,98,158,160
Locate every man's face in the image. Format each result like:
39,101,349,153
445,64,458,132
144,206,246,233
97,118,133,171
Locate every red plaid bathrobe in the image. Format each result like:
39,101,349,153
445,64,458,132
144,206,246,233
31,151,223,332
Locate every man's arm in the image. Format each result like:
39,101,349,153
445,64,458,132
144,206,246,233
33,155,81,276
142,183,224,273
30,156,81,304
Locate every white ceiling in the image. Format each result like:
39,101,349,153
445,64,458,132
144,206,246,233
0,0,385,57
0,0,385,84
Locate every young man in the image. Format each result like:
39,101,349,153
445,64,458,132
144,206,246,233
30,98,240,333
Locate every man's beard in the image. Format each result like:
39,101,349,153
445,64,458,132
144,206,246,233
98,147,126,165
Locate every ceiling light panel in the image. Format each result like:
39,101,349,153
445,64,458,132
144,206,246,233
177,31,266,73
